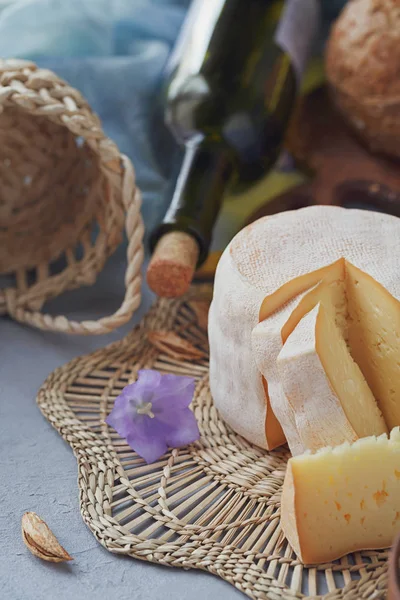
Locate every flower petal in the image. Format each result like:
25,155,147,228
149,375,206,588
159,374,195,395
152,377,195,413
105,371,199,464
163,408,200,448
119,382,137,397
127,418,168,464
133,370,162,403
105,393,136,439
136,369,162,388
127,434,168,464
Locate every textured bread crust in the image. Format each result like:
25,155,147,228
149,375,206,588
326,0,400,159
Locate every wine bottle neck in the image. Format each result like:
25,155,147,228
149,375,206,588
149,141,233,266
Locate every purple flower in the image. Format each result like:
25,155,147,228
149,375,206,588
106,370,199,463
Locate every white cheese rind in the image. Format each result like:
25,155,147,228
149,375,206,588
252,273,347,455
277,303,387,451
209,248,269,449
252,295,307,455
209,206,400,450
277,304,357,448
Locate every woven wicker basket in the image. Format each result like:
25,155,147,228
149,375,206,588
0,59,144,335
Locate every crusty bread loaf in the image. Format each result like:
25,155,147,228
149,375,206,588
326,0,400,159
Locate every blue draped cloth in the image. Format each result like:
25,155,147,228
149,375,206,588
0,0,347,240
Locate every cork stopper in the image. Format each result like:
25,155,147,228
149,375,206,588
146,231,200,298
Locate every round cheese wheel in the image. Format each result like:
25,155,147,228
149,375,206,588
208,205,400,453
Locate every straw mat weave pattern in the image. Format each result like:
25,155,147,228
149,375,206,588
37,288,389,599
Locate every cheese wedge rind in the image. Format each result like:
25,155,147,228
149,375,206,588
209,206,400,450
252,295,306,455
277,303,388,451
281,427,400,564
252,270,347,455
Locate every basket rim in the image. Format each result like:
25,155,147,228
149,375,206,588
0,59,144,334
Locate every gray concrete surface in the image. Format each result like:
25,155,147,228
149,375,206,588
1,246,243,600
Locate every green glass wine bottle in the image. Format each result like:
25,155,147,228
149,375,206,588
148,0,320,297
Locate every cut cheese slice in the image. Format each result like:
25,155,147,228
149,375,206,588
277,303,388,451
252,295,307,455
209,206,400,450
346,262,400,429
281,427,400,564
252,266,347,455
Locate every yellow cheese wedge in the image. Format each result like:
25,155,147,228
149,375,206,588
281,427,400,564
277,303,388,451
346,263,400,429
209,206,400,450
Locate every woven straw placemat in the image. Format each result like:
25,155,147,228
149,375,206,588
37,287,389,599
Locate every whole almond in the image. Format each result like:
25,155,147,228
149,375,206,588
22,512,73,563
